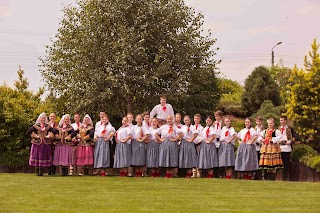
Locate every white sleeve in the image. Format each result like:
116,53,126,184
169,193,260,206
168,104,174,118
150,105,157,119
273,130,282,143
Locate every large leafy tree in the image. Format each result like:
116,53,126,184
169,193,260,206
241,66,281,115
0,67,54,167
40,0,221,120
286,39,320,148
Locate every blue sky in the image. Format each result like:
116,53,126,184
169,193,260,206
1,0,320,92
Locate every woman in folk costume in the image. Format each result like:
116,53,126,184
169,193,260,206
218,116,237,179
26,112,57,176
93,114,115,176
52,114,77,176
114,116,133,177
179,115,199,178
235,118,258,180
259,118,283,180
75,114,95,176
70,113,82,175
146,117,161,177
197,115,218,178
156,115,183,178
131,114,150,177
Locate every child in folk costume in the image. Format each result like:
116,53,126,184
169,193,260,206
192,114,204,178
146,117,161,177
75,114,95,176
94,115,115,176
52,114,77,176
174,113,183,129
259,118,283,180
131,115,150,177
114,116,133,177
142,111,151,128
70,113,82,175
235,118,258,180
253,116,264,180
27,112,57,176
156,115,183,178
213,111,223,177
197,116,218,178
126,112,134,176
279,116,299,181
218,116,237,179
179,115,198,178
150,95,174,126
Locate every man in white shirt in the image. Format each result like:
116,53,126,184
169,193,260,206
279,116,300,181
150,96,174,126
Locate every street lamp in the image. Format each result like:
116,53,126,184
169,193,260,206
272,41,282,66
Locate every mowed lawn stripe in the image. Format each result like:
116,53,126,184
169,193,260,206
0,174,320,212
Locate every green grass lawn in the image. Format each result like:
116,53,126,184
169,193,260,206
1,174,320,213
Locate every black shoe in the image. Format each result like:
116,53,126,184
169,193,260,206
39,168,44,176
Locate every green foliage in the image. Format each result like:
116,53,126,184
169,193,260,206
291,144,317,162
251,100,282,127
286,39,320,149
269,65,292,104
40,0,221,118
217,78,246,117
0,67,54,167
241,66,281,115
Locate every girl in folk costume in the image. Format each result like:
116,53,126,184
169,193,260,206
131,115,150,177
259,118,283,180
156,115,183,178
70,113,82,175
235,118,258,180
52,114,77,176
142,111,151,128
174,113,183,129
114,116,133,177
192,114,204,178
146,117,161,177
75,114,95,176
218,116,237,179
179,115,198,178
197,116,218,178
213,111,223,177
93,115,115,176
26,112,57,176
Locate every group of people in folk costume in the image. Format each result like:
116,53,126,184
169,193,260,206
27,96,299,180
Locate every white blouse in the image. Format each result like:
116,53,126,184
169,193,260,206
116,126,132,143
132,125,151,140
156,124,182,139
220,126,237,145
200,126,216,141
95,123,115,138
192,124,204,144
181,125,199,140
237,127,257,143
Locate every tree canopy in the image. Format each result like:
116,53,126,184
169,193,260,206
286,39,320,148
40,0,221,119
0,67,53,167
241,66,281,115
